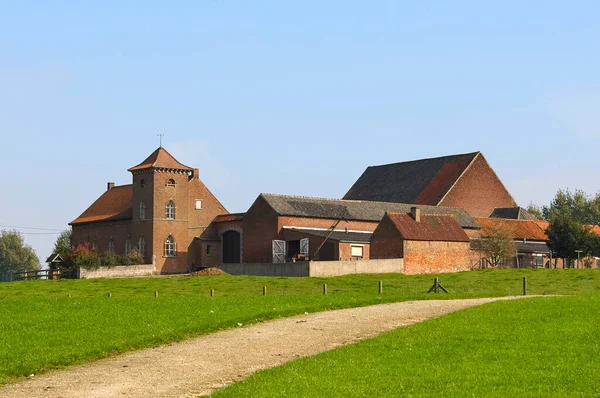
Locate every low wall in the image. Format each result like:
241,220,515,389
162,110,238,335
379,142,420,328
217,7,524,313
79,263,156,279
309,258,404,277
218,259,404,277
218,262,309,277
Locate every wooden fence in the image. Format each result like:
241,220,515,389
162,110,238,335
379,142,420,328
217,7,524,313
0,269,78,282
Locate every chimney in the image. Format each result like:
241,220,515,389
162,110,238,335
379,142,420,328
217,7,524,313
107,182,115,191
410,206,421,222
190,168,200,180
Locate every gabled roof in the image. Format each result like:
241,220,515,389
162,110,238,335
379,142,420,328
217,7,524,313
45,253,64,263
385,212,470,242
128,147,193,172
259,193,480,228
489,207,536,220
69,185,133,225
285,227,372,243
474,218,548,241
213,213,244,223
343,152,480,204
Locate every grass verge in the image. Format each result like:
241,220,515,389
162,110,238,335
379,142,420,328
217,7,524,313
0,268,599,385
213,294,600,397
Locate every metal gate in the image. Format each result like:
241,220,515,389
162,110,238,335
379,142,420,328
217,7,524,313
272,240,286,263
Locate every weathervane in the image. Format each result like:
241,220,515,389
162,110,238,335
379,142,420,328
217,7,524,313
158,129,164,147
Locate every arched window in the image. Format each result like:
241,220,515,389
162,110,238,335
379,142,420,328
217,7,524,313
140,179,145,187
125,239,132,256
108,239,115,253
139,201,147,220
166,178,176,187
166,200,176,219
139,237,146,257
164,235,176,257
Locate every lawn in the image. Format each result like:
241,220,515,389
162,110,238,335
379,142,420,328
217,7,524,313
214,294,600,397
0,268,599,385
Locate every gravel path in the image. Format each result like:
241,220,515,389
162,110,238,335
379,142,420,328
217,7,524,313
0,296,531,398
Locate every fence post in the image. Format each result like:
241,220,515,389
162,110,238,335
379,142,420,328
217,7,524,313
434,278,439,293
378,280,383,294
522,277,527,296
323,283,327,295
210,289,215,297
155,291,159,298
263,285,267,296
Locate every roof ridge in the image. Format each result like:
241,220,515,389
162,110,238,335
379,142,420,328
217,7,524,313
367,151,480,169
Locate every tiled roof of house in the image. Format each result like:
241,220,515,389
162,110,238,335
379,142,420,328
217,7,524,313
475,218,548,241
343,152,480,204
69,185,133,225
260,193,480,228
285,227,373,243
489,207,536,220
386,212,470,242
128,147,193,172
213,213,244,223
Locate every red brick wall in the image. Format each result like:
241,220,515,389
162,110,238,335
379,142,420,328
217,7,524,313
242,197,280,263
338,242,370,261
403,240,471,274
370,216,404,259
439,154,517,218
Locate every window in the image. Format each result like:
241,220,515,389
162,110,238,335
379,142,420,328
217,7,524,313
125,239,132,256
92,241,99,251
164,235,176,257
533,254,543,267
166,200,176,219
108,239,115,253
206,245,212,256
351,245,364,259
140,179,145,187
138,237,146,257
166,178,176,187
195,199,203,210
139,201,147,220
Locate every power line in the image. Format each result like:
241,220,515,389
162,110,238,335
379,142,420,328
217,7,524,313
18,232,62,235
0,224,65,232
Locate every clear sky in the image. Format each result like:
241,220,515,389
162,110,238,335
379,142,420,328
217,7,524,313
1,1,599,264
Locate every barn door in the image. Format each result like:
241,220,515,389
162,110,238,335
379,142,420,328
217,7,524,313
272,240,286,263
300,238,309,258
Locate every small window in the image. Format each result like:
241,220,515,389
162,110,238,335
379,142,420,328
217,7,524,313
138,237,147,257
140,179,145,187
166,178,176,187
166,200,176,219
108,239,115,253
206,245,212,256
164,235,176,257
351,245,363,258
195,199,203,210
92,241,99,251
125,239,132,256
139,201,147,220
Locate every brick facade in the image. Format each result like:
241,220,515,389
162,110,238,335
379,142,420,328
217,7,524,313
403,240,471,274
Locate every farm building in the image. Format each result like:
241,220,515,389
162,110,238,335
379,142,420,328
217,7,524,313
370,209,472,274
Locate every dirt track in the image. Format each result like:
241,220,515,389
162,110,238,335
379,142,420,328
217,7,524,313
0,297,531,398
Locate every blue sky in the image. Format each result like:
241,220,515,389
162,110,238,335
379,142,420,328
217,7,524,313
1,1,599,263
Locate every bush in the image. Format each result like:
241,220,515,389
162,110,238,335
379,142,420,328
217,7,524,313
63,243,145,270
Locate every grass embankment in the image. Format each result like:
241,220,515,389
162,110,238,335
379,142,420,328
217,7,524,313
214,294,600,397
0,269,598,385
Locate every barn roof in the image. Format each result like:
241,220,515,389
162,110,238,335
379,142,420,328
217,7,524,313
344,152,480,204
474,218,548,241
489,207,536,220
260,194,480,228
69,185,133,225
128,147,193,172
213,213,244,223
385,212,470,242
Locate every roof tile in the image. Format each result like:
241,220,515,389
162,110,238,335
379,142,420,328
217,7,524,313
386,212,470,242
70,185,133,225
128,147,193,172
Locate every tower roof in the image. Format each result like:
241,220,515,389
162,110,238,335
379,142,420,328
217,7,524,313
128,147,193,172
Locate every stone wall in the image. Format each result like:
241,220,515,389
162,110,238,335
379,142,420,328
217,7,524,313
79,263,156,279
219,262,310,277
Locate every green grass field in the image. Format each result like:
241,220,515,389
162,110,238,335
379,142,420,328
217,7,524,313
214,294,600,397
0,269,599,386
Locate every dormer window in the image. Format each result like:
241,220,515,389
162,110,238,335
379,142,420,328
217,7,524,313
140,179,146,187
166,178,176,187
166,200,176,219
140,201,147,220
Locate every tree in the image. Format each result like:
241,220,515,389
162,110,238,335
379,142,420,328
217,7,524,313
53,228,72,257
526,202,544,220
0,230,40,274
474,223,517,268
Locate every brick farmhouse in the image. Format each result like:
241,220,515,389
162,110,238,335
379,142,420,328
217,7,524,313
70,148,578,275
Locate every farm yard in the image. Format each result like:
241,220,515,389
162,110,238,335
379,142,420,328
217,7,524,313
0,268,599,395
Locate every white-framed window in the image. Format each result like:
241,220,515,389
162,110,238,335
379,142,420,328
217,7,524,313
164,235,176,257
125,239,132,256
166,178,176,187
351,245,364,259
166,200,176,219
139,201,147,220
138,237,146,257
195,199,203,210
108,239,115,253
